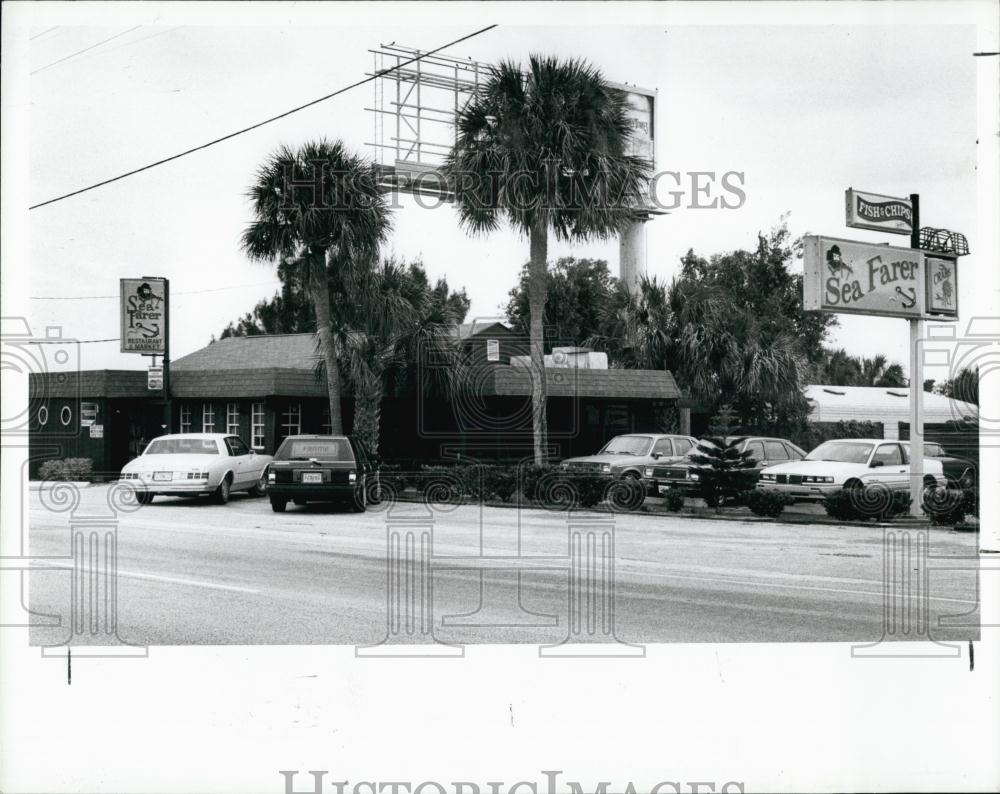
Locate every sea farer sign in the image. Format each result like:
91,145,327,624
803,235,958,320
120,277,168,354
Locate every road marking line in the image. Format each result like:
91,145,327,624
31,563,259,594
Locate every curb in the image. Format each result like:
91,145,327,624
28,480,93,491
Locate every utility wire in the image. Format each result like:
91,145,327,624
30,26,60,41
29,281,283,300
27,337,120,344
29,23,498,211
31,26,143,75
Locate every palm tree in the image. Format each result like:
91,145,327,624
444,56,650,464
242,139,392,435
859,354,906,387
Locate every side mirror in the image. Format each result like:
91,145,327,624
249,449,256,455
651,452,662,460
870,460,884,468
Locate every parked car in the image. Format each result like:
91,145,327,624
756,438,946,503
903,441,977,488
267,434,381,512
119,433,272,505
559,434,699,481
643,436,807,497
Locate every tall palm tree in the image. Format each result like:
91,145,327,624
242,139,392,435
444,56,650,464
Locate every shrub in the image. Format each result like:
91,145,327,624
482,465,517,502
38,457,93,482
747,489,790,518
518,464,560,502
662,487,685,512
824,486,911,522
574,474,607,508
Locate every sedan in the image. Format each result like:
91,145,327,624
267,434,381,512
560,434,698,480
756,438,945,503
119,433,273,505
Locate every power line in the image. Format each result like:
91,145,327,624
30,26,60,41
31,26,143,75
29,23,499,211
27,337,120,345
29,281,283,300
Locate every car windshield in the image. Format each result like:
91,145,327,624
275,439,354,462
600,435,652,456
805,441,873,464
145,438,219,455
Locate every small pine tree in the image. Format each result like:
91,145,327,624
707,404,741,437
688,436,756,510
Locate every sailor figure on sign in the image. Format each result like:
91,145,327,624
826,245,854,278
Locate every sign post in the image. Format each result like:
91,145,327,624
120,277,170,433
907,195,923,518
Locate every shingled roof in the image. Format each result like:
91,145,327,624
486,365,681,400
172,333,321,371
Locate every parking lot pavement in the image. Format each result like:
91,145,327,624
26,486,980,646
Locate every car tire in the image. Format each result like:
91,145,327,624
352,479,368,513
270,496,287,513
249,470,269,497
137,491,154,506
293,498,306,506
214,475,232,505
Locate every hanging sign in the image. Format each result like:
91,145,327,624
924,255,959,317
148,365,164,390
845,189,913,235
120,278,168,354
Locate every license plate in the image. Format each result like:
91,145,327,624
658,484,669,494
301,472,323,484
153,471,172,482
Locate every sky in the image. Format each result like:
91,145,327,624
14,6,992,383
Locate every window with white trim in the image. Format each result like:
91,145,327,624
202,403,215,433
38,406,49,426
60,405,72,426
281,402,301,437
486,338,500,361
226,402,240,436
251,402,265,449
179,405,192,433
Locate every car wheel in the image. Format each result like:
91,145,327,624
352,478,368,512
270,496,287,513
249,470,269,497
136,491,154,506
214,475,232,505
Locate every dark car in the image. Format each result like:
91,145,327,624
903,441,977,488
643,435,807,496
267,435,381,512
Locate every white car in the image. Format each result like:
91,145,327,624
756,438,945,503
118,433,273,505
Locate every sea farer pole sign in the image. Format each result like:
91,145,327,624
120,278,168,354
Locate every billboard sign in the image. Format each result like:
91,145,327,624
845,188,913,235
120,278,168,354
803,235,926,319
925,255,959,317
614,85,655,164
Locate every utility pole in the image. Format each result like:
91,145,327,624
907,195,924,518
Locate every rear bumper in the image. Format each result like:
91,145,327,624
269,483,358,501
119,479,214,496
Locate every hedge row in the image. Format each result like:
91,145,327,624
37,457,94,481
380,464,645,511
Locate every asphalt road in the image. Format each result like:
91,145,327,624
26,486,981,647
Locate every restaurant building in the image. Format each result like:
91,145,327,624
27,322,685,478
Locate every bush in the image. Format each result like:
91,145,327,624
747,489,791,517
38,457,93,481
823,486,911,522
605,476,645,511
482,465,517,502
518,464,561,502
662,487,685,512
